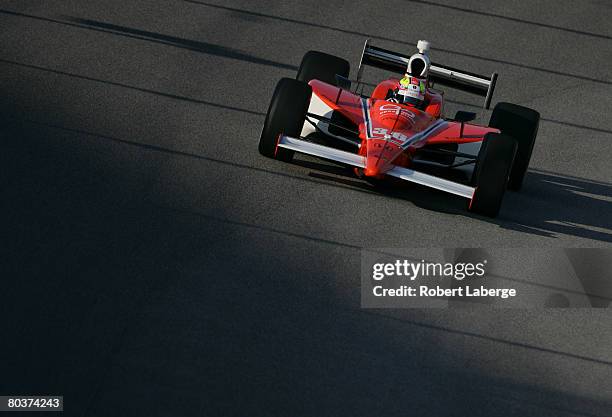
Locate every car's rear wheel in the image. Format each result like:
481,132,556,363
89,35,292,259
468,133,517,217
489,102,540,190
296,51,350,85
259,78,312,162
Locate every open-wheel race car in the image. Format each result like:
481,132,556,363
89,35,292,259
258,40,540,217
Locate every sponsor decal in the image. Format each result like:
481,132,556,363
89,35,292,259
378,104,417,121
371,128,410,145
361,99,447,147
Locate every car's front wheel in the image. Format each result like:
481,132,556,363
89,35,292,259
468,133,517,217
489,102,540,190
259,78,312,162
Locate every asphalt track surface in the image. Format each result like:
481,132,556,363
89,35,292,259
1,0,612,415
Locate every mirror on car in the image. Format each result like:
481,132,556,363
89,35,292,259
335,74,352,90
453,111,477,123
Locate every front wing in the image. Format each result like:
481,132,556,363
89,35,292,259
277,136,476,200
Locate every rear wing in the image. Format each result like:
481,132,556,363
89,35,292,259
356,39,498,109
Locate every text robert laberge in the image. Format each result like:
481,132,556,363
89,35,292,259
371,259,517,299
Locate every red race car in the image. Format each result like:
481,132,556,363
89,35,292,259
258,40,540,217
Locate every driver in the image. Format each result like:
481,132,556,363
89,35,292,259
389,40,431,109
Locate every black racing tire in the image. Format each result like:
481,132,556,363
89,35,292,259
468,133,517,217
296,51,350,86
259,78,312,162
489,102,540,190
